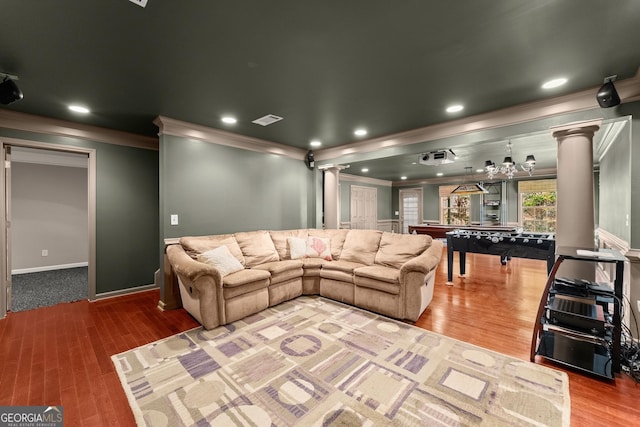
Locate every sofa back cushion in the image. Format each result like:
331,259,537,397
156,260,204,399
374,232,432,269
308,228,349,260
234,230,280,267
179,234,246,266
339,229,383,265
269,229,309,260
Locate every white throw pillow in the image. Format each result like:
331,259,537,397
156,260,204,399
287,237,307,260
306,236,332,261
197,245,244,276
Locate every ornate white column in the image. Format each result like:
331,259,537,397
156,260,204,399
551,119,601,279
318,164,349,229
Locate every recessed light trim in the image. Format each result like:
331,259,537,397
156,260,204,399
354,128,367,137
446,104,464,113
542,77,568,89
310,140,322,148
68,105,90,114
361,168,369,172
400,176,407,180
221,116,237,124
436,172,444,177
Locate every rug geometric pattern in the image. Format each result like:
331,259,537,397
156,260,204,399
112,296,570,426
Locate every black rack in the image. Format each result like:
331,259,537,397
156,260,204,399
530,246,625,380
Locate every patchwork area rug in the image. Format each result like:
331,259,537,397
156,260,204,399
112,296,570,426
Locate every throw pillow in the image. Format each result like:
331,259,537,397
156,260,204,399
287,237,307,260
197,245,244,276
306,236,332,261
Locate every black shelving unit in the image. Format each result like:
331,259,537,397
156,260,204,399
530,246,625,380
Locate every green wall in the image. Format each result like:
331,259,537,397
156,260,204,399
0,128,159,294
160,135,315,238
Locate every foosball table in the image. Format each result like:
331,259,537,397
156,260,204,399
445,229,556,282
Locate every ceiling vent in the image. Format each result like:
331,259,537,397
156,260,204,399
419,150,455,165
252,114,283,126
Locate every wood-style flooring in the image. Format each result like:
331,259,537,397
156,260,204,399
0,248,638,426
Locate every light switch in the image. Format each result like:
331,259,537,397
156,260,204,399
170,214,179,225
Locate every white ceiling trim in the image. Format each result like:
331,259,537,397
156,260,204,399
0,109,157,150
154,116,307,161
340,173,392,187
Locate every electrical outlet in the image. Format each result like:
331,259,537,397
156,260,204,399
42,249,48,257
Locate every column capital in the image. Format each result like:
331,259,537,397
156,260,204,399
317,163,350,172
551,119,602,139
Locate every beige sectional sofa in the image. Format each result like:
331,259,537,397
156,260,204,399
165,228,443,330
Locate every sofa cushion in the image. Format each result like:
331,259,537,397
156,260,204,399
374,232,432,269
354,265,401,295
234,230,280,267
321,260,366,273
305,236,332,260
339,229,383,265
308,229,349,260
197,245,244,276
270,229,308,260
223,268,271,288
253,260,304,275
180,234,246,266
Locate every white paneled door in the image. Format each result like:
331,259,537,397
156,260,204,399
400,188,423,233
350,186,377,229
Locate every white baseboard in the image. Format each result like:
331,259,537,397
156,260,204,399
12,262,89,275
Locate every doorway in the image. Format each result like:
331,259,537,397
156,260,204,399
350,185,377,229
400,188,423,233
0,139,96,318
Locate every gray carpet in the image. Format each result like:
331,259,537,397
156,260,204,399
10,267,88,312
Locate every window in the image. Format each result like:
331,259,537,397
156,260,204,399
439,185,470,225
518,179,557,232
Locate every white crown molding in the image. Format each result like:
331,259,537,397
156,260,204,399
315,68,640,162
154,115,308,161
340,173,392,187
0,109,158,150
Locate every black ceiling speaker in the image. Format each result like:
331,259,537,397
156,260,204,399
305,150,315,169
0,78,23,105
596,76,620,108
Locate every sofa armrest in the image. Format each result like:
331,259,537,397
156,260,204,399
166,244,223,286
399,239,443,278
165,244,224,329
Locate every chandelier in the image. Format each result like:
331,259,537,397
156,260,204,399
485,141,535,179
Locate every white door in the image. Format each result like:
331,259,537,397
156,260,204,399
350,186,377,229
400,188,423,233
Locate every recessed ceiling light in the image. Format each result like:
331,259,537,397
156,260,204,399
68,105,90,114
446,105,464,113
221,116,237,124
400,176,407,180
476,168,484,173
354,128,367,137
361,168,369,172
310,140,322,148
542,78,568,89
436,172,444,177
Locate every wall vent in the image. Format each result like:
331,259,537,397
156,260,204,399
252,114,283,126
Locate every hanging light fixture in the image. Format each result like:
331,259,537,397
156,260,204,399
451,167,489,195
485,141,535,179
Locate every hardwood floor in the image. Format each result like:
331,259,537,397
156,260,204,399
0,248,638,426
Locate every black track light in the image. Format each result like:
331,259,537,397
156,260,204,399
596,76,620,108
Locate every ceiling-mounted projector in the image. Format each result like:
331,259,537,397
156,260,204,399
419,150,455,165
